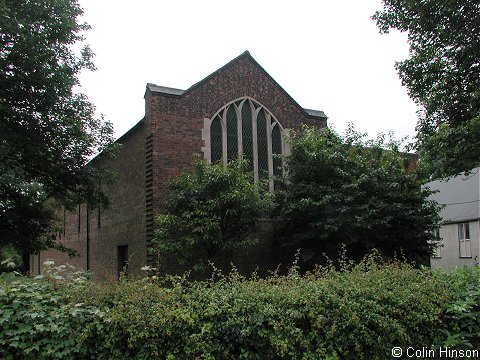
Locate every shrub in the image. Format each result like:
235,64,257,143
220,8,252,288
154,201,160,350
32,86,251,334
4,260,478,359
73,257,452,359
153,157,271,275
275,125,442,265
0,244,23,272
434,266,480,350
0,274,102,359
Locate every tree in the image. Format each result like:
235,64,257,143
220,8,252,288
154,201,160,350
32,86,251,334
152,158,271,275
0,0,115,263
372,0,480,178
275,125,442,266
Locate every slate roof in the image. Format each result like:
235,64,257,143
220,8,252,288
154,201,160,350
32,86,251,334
427,168,480,223
304,108,327,119
146,84,185,96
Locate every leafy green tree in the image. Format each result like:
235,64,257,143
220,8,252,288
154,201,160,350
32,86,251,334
153,158,271,274
372,0,480,178
0,0,115,261
275,125,442,265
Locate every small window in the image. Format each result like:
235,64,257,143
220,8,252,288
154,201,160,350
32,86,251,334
78,204,81,233
459,223,472,258
62,208,66,236
117,245,129,278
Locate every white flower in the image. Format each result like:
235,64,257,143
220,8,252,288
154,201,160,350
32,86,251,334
140,265,156,271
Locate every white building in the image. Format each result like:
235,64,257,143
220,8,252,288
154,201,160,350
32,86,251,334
428,169,480,268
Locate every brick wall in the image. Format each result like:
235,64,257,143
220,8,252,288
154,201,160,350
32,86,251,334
32,52,327,280
32,121,147,281
152,220,300,279
145,52,326,275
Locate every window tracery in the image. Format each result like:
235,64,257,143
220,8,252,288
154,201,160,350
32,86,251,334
202,97,285,187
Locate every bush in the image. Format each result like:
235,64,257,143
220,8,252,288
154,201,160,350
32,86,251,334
153,157,271,275
0,274,103,359
434,266,480,350
275,125,442,265
0,244,23,272
72,257,453,359
2,260,478,359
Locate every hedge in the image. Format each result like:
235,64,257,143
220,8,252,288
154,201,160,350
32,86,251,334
1,259,478,359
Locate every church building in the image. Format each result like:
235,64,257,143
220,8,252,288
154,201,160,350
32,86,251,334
30,51,328,280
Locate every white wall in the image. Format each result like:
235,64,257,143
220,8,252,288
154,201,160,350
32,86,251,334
431,220,480,269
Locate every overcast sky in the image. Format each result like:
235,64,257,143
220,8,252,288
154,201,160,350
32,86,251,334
77,0,419,142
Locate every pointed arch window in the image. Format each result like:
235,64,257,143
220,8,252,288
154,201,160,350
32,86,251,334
203,97,285,188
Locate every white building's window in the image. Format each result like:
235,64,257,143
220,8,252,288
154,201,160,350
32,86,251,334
202,97,286,188
458,223,472,258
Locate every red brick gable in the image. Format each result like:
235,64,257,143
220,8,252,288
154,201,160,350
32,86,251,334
31,52,328,280
144,51,327,220
145,51,326,127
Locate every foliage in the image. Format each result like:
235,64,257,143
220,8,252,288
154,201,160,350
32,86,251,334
0,244,23,272
0,0,115,257
3,259,479,359
34,260,91,288
0,272,103,359
434,266,480,350
69,257,452,360
372,0,480,178
153,158,271,274
275,125,442,265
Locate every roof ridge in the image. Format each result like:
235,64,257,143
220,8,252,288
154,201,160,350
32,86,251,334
146,51,327,120
183,50,252,93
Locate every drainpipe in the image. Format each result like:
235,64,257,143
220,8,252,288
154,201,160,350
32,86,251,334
86,205,90,271
477,219,480,266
